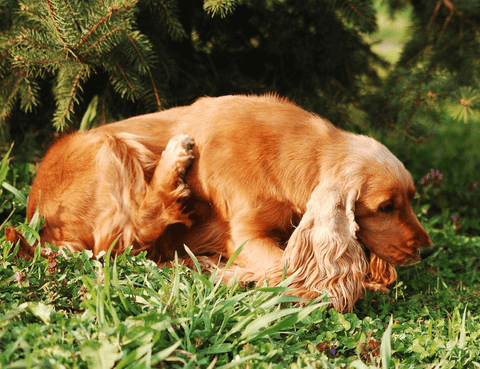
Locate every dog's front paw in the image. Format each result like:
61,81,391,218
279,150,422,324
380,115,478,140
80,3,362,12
153,134,194,193
155,134,195,226
162,134,194,178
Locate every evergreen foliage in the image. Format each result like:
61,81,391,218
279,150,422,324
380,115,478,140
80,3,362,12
203,0,240,18
0,0,182,131
366,0,480,139
1,0,480,141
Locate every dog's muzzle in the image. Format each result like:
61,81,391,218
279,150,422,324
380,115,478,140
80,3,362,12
419,244,435,260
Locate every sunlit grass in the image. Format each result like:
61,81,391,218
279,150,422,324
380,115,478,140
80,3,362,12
1,227,480,368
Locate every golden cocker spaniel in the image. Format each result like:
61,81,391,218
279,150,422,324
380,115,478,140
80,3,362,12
7,95,433,312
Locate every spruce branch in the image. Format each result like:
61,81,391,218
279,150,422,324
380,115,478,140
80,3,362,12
0,47,12,64
426,0,443,36
145,79,162,110
21,30,55,52
18,54,68,66
0,73,22,120
53,64,90,129
60,0,81,33
405,45,433,68
113,59,136,96
79,27,123,55
380,115,436,143
126,32,146,67
203,0,240,18
76,6,120,49
126,32,161,109
156,0,187,40
347,1,363,18
45,0,69,49
0,67,39,119
436,4,455,43
403,97,422,132
333,0,377,33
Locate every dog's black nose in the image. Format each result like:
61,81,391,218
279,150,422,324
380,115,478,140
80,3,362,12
420,244,435,260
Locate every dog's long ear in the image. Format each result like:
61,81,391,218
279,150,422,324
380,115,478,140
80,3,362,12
281,182,367,312
365,253,397,293
93,133,158,255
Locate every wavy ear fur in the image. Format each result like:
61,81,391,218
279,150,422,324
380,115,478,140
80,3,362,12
93,133,158,255
280,181,368,312
365,253,397,293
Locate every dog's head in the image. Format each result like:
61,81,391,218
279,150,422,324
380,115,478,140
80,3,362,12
282,134,432,312
346,136,433,266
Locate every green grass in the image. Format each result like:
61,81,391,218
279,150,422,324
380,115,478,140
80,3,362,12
1,224,480,368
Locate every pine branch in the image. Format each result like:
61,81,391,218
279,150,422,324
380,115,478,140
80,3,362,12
79,27,123,55
60,0,81,33
53,64,91,129
147,0,186,40
76,6,122,49
0,73,22,120
45,0,69,49
126,32,161,109
19,77,40,113
203,0,240,18
333,0,378,34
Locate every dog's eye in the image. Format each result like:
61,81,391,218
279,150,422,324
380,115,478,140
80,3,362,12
379,204,394,213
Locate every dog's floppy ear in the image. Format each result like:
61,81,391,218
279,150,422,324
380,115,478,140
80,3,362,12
365,253,397,293
281,181,367,312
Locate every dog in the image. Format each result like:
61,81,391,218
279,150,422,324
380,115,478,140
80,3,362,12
6,95,432,312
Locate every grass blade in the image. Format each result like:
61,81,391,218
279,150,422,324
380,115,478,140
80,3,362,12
459,305,467,349
2,182,27,207
0,143,14,182
381,315,393,369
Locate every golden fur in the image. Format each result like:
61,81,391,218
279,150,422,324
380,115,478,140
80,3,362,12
7,95,432,312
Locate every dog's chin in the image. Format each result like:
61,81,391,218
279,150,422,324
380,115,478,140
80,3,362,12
396,245,435,266
404,250,422,266
367,246,422,267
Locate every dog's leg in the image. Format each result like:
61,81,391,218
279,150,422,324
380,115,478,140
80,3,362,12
93,133,194,256
134,134,195,245
211,211,285,283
